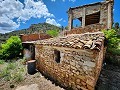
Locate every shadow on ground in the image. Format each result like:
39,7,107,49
96,64,120,90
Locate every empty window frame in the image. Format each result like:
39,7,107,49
85,11,100,26
73,17,82,28
54,49,61,63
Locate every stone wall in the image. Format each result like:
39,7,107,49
64,24,106,36
20,33,51,42
35,32,105,90
67,1,113,31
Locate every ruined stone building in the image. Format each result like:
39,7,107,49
35,32,105,90
21,0,114,90
65,0,114,35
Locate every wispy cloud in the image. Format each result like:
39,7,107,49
51,0,56,2
58,18,66,23
46,18,61,27
0,0,54,33
58,18,63,21
69,0,76,2
51,0,76,2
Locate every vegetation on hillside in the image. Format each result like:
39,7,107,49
0,36,23,60
46,30,59,37
0,23,61,44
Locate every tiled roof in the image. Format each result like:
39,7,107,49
35,32,104,51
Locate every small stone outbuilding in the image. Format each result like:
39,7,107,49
34,32,105,90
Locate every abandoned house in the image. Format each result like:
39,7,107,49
21,0,114,90
64,0,114,35
34,32,105,90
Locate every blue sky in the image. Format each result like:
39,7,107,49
0,0,119,33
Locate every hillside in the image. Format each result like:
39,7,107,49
0,23,61,43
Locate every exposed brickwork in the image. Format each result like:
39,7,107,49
35,32,105,90
20,33,51,42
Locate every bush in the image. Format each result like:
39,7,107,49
0,61,25,82
12,72,23,82
0,60,5,64
0,36,23,60
46,30,59,37
102,29,120,48
103,29,120,65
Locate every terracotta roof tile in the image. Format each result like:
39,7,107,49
35,32,104,51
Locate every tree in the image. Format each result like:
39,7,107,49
114,22,119,30
102,29,119,48
65,26,68,30
0,36,23,60
46,30,59,37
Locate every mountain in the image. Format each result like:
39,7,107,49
0,23,61,44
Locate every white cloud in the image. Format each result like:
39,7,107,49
58,18,63,21
63,20,66,22
46,18,61,27
58,18,66,23
0,0,54,33
69,0,76,2
51,0,56,2
51,0,76,2
113,9,115,11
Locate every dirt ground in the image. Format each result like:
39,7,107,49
1,60,120,90
0,72,64,90
0,60,64,90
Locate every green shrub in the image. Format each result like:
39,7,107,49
46,30,59,37
12,72,23,82
0,67,11,80
6,63,16,70
0,60,5,64
102,29,120,48
0,61,24,82
103,29,120,65
0,36,23,60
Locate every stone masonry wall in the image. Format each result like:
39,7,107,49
64,24,106,36
67,1,113,33
35,43,104,90
20,34,51,42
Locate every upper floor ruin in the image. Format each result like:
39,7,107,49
66,0,114,34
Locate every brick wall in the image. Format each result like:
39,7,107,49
20,34,51,42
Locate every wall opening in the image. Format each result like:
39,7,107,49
85,11,100,26
73,17,82,28
54,49,61,63
30,45,35,60
23,43,35,60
